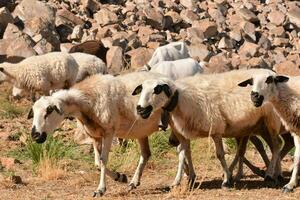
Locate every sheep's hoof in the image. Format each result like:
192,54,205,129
188,176,196,188
221,178,233,189
264,175,274,182
128,182,140,191
114,172,128,183
93,189,106,197
277,175,284,183
282,186,293,193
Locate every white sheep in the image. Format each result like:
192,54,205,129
28,72,196,197
238,71,300,192
146,41,190,67
0,52,79,101
140,58,203,80
132,69,283,188
10,52,107,99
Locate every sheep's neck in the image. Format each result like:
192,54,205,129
271,85,300,131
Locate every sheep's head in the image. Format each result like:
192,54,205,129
238,72,289,107
28,96,64,143
12,86,27,100
132,79,174,119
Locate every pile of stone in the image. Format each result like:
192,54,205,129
0,0,300,75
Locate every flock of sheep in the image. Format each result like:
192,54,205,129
0,41,300,197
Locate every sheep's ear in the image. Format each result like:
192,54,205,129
162,84,172,97
132,84,143,96
53,105,63,115
238,78,253,87
0,67,3,72
274,75,289,84
27,108,34,119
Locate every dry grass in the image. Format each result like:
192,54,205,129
37,158,66,181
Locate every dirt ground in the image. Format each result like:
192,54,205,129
0,84,300,200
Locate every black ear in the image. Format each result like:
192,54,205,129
0,67,3,72
265,76,274,84
274,75,289,84
132,84,143,96
27,108,34,119
162,84,172,97
53,105,63,115
238,78,253,87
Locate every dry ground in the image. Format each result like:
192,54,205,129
0,83,300,200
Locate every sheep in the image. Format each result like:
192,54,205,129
146,41,190,68
28,72,196,197
132,69,283,188
238,71,300,192
11,52,107,99
139,58,203,80
0,52,79,101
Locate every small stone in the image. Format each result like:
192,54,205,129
106,46,124,73
94,8,118,26
287,7,300,28
238,8,258,22
127,47,154,69
180,9,199,25
193,19,218,39
143,7,165,30
10,175,22,184
274,60,300,76
218,37,234,49
239,41,259,57
268,10,285,26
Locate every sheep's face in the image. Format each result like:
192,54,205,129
29,96,64,143
132,79,173,119
238,74,289,107
12,86,27,100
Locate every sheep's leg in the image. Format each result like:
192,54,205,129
280,133,294,159
93,138,127,183
250,136,270,166
212,135,233,188
283,133,300,193
93,135,113,197
172,133,195,187
243,158,266,178
128,137,151,190
264,134,282,183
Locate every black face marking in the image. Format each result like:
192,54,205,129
154,85,163,94
44,105,62,119
0,67,3,72
238,78,253,87
162,84,172,97
132,84,143,96
265,76,274,84
28,108,34,119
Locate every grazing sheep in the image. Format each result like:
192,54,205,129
28,72,196,197
238,71,300,192
0,52,79,101
11,52,107,99
140,58,203,80
146,41,190,68
133,69,283,188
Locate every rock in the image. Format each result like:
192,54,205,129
33,38,55,55
0,0,17,12
127,47,154,69
81,0,101,13
193,19,218,39
273,37,289,46
229,28,242,42
165,11,182,25
2,23,22,40
239,41,259,57
106,46,124,73
205,53,232,73
71,25,83,40
0,157,20,170
6,36,36,61
10,175,22,184
56,8,85,27
180,9,199,25
143,7,165,30
240,21,256,41
60,43,75,52
180,0,197,10
0,7,14,36
238,8,258,22
258,34,271,50
23,17,60,50
94,8,118,26
268,10,285,26
187,27,204,44
269,26,285,37
248,57,269,69
138,26,154,45
14,0,56,23
287,7,300,28
218,37,234,49
273,60,300,76
188,44,211,62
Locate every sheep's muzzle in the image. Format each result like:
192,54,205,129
251,91,264,107
136,105,153,119
31,126,47,143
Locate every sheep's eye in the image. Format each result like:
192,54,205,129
265,76,274,84
45,106,54,119
154,85,162,94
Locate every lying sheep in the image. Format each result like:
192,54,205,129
146,41,190,68
28,72,196,197
133,69,283,188
0,52,79,101
238,71,300,192
140,58,203,80
11,52,107,99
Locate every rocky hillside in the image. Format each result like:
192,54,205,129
0,0,300,74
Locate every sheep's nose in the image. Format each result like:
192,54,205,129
251,91,259,98
136,105,143,112
31,126,47,143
